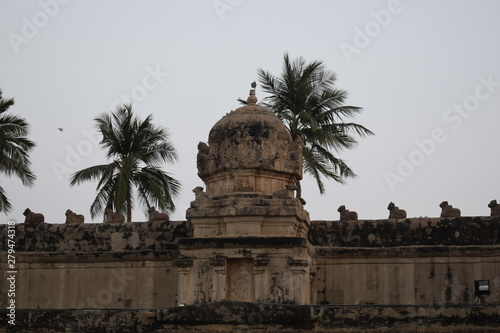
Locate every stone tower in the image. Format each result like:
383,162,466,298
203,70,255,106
174,85,314,305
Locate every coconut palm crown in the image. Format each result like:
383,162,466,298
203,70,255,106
70,105,181,222
244,53,374,194
0,89,36,213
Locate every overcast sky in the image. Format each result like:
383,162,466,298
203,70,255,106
1,0,499,223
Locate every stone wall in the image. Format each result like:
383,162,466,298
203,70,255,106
5,251,179,309
1,302,499,332
0,220,191,252
310,217,500,306
0,221,191,310
309,216,500,247
3,216,497,253
1,216,499,331
314,245,500,305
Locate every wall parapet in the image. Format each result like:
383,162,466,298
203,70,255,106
0,220,192,252
309,216,500,247
2,216,499,252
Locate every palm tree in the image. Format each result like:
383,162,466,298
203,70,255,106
70,105,181,222
0,89,36,213
248,53,374,194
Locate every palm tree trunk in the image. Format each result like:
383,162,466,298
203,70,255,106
126,190,132,222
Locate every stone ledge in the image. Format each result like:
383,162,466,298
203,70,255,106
4,301,500,333
0,309,162,333
7,249,179,263
315,245,500,259
172,257,194,267
157,302,500,331
178,236,309,250
2,303,499,332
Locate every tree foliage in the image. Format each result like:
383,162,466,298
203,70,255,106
70,105,181,222
251,53,374,193
0,89,36,213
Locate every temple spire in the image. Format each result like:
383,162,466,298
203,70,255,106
247,81,258,105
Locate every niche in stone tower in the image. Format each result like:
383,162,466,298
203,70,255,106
226,258,254,302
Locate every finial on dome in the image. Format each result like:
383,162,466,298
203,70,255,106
247,81,258,105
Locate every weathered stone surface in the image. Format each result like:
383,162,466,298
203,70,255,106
157,301,313,329
388,201,407,219
3,216,499,310
174,236,314,305
23,207,44,222
196,89,303,199
314,244,500,305
187,191,310,237
199,104,301,181
2,303,499,332
337,205,358,221
0,220,192,252
178,236,309,250
309,216,500,247
489,199,500,216
65,209,84,224
440,201,461,218
174,88,315,307
0,309,164,333
147,206,169,222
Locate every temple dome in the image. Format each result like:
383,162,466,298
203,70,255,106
196,86,302,196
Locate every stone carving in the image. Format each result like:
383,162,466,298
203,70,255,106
196,142,210,174
193,186,212,200
288,135,303,173
198,141,209,154
65,209,84,224
104,209,125,224
272,184,298,199
23,208,44,223
387,202,407,219
440,201,461,218
337,205,358,221
148,206,169,222
488,200,500,216
201,94,299,181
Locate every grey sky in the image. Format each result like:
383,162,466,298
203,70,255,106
1,0,499,223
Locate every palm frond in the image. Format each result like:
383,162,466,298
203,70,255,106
71,104,181,221
135,167,181,215
0,185,12,213
0,89,36,213
90,176,117,220
69,164,116,186
256,53,373,192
